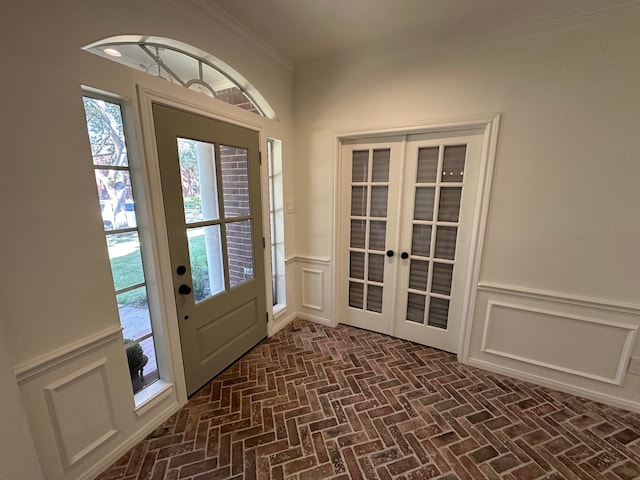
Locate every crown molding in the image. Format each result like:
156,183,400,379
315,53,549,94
296,0,639,74
178,0,295,72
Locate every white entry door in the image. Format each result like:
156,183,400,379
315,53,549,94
339,130,483,353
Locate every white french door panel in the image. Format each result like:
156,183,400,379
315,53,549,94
338,129,484,354
394,133,483,353
339,138,403,334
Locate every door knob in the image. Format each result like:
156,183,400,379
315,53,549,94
178,284,192,295
386,250,394,257
400,252,409,259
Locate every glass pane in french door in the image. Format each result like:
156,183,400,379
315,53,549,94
406,143,467,329
347,148,391,313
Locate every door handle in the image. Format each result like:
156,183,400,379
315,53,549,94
178,284,192,295
400,252,409,259
386,250,394,257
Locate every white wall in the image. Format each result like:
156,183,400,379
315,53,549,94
0,1,295,478
292,7,640,408
0,319,44,480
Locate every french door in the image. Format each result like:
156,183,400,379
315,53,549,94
153,104,267,395
340,130,483,353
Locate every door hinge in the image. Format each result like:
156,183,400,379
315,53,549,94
266,312,269,323
262,237,265,248
259,151,262,165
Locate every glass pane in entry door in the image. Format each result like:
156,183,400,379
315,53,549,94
220,145,250,218
226,219,254,288
177,138,220,223
188,226,224,303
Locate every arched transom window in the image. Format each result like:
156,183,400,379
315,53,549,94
83,36,277,119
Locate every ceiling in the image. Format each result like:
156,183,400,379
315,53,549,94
211,0,626,67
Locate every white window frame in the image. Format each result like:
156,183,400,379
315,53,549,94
82,88,174,411
267,138,286,315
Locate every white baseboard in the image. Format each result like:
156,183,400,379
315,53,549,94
296,312,333,326
467,358,640,415
270,311,296,336
78,401,181,480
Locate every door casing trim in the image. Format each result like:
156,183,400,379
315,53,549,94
332,114,501,362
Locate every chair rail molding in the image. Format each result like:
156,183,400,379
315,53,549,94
477,282,640,315
286,255,332,266
14,325,123,384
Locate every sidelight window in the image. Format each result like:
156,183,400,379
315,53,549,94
267,138,286,310
82,95,160,395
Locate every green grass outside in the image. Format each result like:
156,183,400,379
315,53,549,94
110,229,207,306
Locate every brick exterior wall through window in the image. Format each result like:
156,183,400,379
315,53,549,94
215,87,260,114
220,146,254,287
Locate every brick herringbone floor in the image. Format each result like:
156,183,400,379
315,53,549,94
97,319,640,479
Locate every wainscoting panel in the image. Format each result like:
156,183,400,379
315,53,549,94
44,359,118,468
301,268,324,311
293,257,333,325
481,301,635,385
15,326,181,480
467,285,640,412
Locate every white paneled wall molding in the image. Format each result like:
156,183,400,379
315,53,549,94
468,284,640,413
44,358,118,468
292,256,334,326
480,301,637,385
477,282,640,315
16,326,181,480
14,325,123,385
301,269,325,311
